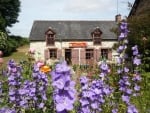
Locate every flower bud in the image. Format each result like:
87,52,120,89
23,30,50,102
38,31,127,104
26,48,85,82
0,51,3,57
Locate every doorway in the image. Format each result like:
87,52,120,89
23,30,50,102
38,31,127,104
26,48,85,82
65,49,72,65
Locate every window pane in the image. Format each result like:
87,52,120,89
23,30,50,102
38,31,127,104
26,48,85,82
47,37,54,45
86,49,93,59
49,49,57,58
101,49,108,59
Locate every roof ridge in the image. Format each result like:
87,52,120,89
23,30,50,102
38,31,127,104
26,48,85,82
33,20,115,22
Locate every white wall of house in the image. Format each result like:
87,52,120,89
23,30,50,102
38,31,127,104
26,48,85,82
30,41,45,61
30,40,118,61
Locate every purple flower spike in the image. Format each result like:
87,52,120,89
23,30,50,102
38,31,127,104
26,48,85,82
51,61,76,112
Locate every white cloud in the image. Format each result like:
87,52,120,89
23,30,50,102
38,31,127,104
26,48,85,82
64,0,116,13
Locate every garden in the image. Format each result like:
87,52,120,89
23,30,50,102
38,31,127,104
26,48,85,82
0,22,150,113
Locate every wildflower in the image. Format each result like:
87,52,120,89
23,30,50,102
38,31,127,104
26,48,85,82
29,48,35,54
122,95,130,104
127,104,138,113
7,60,22,108
132,45,138,53
40,65,51,73
112,108,118,113
134,84,140,91
0,50,3,57
36,61,44,67
116,22,141,113
79,61,113,113
51,61,76,112
133,57,141,66
0,107,16,113
100,62,109,71
117,45,125,53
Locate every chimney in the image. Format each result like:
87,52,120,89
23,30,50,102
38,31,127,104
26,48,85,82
115,14,122,23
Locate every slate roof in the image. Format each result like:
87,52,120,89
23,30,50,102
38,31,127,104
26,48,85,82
29,20,117,41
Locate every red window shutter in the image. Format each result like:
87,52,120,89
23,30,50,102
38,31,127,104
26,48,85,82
108,49,112,60
80,49,86,64
72,49,79,65
94,49,100,62
44,49,49,60
57,49,62,59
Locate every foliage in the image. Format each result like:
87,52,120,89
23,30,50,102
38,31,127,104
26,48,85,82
0,0,20,32
9,35,29,46
0,31,29,56
0,31,7,51
127,14,150,72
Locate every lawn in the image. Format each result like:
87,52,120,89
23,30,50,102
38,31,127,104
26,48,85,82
0,44,29,69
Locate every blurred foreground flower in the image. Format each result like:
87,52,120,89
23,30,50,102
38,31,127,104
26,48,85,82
40,65,51,73
28,48,35,54
51,61,76,113
0,50,3,57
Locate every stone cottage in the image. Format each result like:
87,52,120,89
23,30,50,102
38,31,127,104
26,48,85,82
29,20,118,65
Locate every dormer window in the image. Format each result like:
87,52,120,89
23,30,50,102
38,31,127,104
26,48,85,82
91,27,102,45
45,27,55,46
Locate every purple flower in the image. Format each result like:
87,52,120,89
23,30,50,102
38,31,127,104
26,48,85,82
133,57,141,66
126,89,132,95
132,45,139,56
79,98,89,106
55,96,74,112
117,68,123,74
132,74,141,81
132,45,138,51
91,101,99,109
116,22,140,113
52,78,65,89
124,67,129,73
51,61,76,112
112,108,118,113
100,62,109,71
0,108,16,113
120,22,128,30
134,84,140,91
38,102,45,108
127,105,138,113
79,61,113,113
118,32,126,40
122,95,130,104
80,76,89,85
117,45,124,53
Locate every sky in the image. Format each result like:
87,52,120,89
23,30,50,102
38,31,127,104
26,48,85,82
8,0,135,37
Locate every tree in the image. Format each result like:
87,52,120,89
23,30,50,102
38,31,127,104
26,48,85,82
0,31,8,53
0,0,20,32
127,14,150,71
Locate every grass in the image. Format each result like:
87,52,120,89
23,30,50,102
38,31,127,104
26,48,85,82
0,44,29,69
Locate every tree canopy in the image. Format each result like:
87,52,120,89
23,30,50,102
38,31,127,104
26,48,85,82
0,0,20,32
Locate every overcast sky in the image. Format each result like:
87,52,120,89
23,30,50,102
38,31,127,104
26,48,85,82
8,0,135,37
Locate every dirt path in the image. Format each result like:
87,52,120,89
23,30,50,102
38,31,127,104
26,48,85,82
17,44,29,53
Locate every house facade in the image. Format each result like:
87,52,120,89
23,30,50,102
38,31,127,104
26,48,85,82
29,21,118,65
